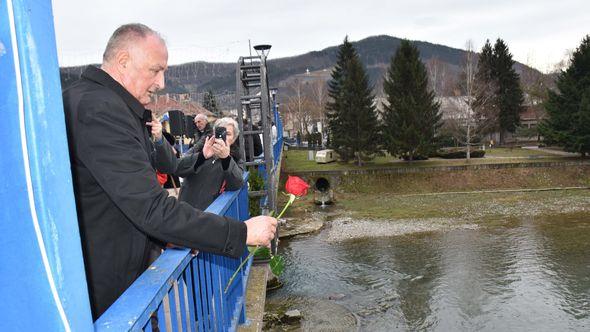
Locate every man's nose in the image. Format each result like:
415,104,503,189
156,71,165,91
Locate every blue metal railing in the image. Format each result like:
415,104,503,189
258,102,284,209
94,64,285,332
2,1,286,330
273,99,284,168
95,173,252,331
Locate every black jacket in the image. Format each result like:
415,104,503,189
241,124,263,161
177,146,244,210
193,123,213,153
62,66,246,319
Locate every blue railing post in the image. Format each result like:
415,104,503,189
0,0,93,331
95,174,253,331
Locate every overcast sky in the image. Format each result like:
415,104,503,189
52,0,589,72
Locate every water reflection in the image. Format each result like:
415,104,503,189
270,213,590,331
534,213,590,320
433,221,520,331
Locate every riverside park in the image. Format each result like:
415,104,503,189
262,147,590,331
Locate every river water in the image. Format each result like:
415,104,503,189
268,213,590,331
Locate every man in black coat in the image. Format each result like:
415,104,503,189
241,118,263,161
193,113,212,152
62,23,277,319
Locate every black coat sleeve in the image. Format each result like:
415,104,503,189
75,101,246,257
174,147,205,178
154,140,178,174
223,157,245,191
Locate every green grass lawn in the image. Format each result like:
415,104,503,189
282,149,577,173
338,188,590,220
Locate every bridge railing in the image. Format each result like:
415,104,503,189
95,173,251,332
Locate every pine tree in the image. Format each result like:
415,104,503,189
326,37,381,165
539,35,590,156
343,55,382,165
326,37,355,160
493,39,525,144
473,40,499,137
203,89,220,117
382,40,442,161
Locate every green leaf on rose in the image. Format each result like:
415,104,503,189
253,247,271,259
269,255,284,276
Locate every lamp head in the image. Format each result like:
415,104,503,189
253,44,272,58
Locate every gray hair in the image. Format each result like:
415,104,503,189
195,113,208,122
214,117,240,137
102,23,164,62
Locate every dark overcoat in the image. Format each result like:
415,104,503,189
62,66,246,319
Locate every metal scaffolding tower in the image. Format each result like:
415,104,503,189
235,45,277,214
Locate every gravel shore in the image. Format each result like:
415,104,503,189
325,189,590,242
325,217,479,242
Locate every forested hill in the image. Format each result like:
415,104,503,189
60,35,539,98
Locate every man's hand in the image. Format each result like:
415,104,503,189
202,136,215,159
212,138,230,159
244,215,277,248
146,117,163,142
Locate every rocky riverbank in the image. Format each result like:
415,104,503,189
325,216,479,242
282,188,590,242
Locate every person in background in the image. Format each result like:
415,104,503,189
193,113,212,153
241,117,263,161
62,23,277,319
176,117,243,210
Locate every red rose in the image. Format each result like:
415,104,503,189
285,175,310,197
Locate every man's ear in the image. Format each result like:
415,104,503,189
114,49,130,72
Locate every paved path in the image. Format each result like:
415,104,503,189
522,146,581,157
238,265,269,332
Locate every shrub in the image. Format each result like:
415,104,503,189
248,168,265,217
400,153,429,161
437,148,485,159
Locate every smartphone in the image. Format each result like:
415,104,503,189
215,126,227,142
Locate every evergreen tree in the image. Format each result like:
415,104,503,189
203,89,220,117
326,37,355,160
473,40,499,136
493,39,525,144
539,35,590,156
343,55,382,165
382,40,442,161
326,37,381,165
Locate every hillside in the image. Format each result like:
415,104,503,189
60,35,543,108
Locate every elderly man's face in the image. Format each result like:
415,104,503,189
123,35,168,105
195,117,207,131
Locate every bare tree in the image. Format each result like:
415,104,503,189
518,54,551,141
461,40,477,160
550,49,574,73
427,56,456,96
426,56,441,95
310,78,328,134
284,79,313,135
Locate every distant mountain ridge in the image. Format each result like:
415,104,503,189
60,35,540,106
